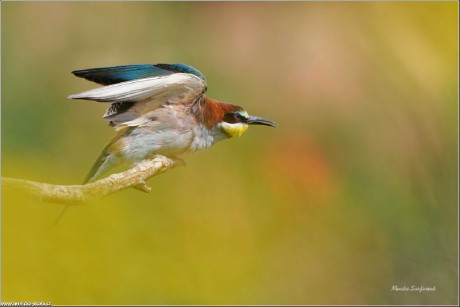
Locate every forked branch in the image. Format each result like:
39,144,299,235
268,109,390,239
1,155,178,204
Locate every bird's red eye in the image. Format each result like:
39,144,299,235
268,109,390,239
234,113,241,120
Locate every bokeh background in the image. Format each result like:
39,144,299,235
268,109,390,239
1,2,458,305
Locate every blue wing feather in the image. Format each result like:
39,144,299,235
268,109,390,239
72,63,205,85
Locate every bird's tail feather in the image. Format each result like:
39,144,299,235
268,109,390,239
53,147,118,226
83,127,130,184
54,133,125,225
83,144,122,184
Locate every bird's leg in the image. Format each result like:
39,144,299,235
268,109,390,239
146,153,159,160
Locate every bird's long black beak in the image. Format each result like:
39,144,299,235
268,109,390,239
247,116,277,127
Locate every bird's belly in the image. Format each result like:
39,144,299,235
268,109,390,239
117,123,216,161
119,129,193,161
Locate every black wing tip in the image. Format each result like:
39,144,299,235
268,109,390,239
71,69,89,78
70,68,120,85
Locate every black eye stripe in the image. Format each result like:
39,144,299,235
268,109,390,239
223,112,246,124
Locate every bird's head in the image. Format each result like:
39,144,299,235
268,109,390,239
200,97,276,141
218,109,277,138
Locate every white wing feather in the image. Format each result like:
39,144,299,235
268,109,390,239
68,73,206,103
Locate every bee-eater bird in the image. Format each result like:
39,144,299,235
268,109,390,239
68,63,277,183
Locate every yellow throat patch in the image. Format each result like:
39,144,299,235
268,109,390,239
221,122,249,138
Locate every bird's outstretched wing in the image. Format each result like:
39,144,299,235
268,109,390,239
71,63,206,85
68,64,207,126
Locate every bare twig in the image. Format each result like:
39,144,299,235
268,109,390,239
1,155,178,204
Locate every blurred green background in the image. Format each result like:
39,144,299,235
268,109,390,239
1,2,458,305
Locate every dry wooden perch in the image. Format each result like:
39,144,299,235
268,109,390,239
1,155,179,205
